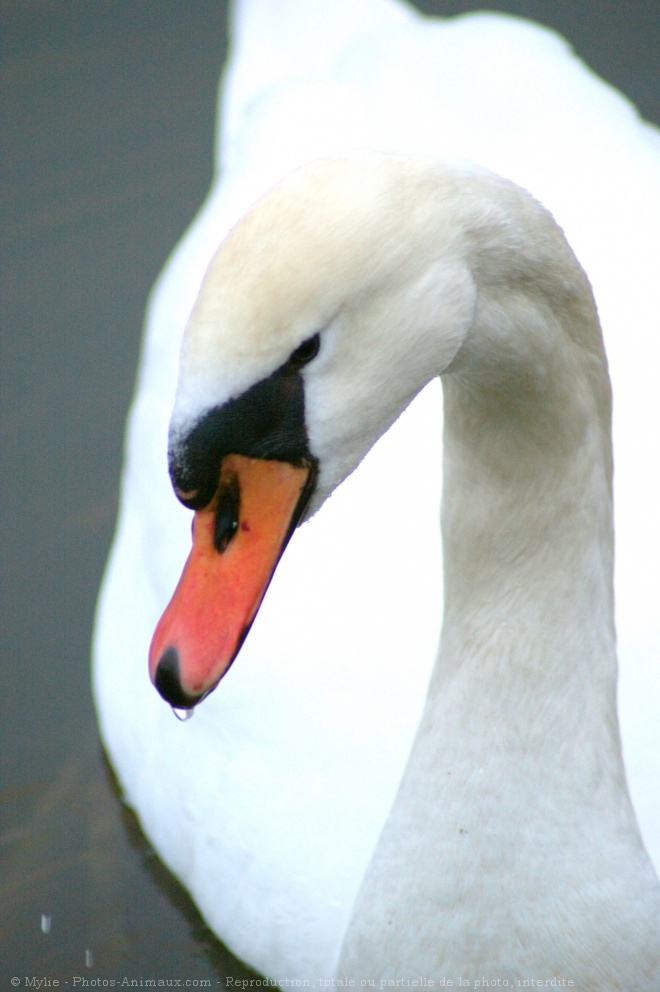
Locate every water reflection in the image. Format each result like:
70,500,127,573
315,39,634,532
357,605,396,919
1,748,257,981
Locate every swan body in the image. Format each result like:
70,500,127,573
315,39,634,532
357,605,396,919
94,0,660,982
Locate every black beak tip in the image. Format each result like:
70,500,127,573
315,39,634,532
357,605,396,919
154,646,199,709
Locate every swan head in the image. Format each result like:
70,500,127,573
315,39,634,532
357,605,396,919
149,153,558,707
170,154,478,508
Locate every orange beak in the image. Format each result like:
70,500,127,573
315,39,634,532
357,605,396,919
149,454,315,708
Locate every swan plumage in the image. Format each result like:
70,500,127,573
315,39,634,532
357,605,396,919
94,0,660,981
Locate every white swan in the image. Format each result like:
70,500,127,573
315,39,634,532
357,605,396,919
93,0,660,982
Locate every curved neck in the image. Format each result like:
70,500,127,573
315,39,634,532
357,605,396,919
435,359,616,743
337,192,660,977
428,173,617,741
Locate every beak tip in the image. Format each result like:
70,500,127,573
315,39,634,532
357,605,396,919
153,645,200,709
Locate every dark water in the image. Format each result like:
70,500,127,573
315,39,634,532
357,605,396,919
1,0,658,985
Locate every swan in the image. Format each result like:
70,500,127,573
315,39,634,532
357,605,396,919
146,150,660,983
93,0,660,982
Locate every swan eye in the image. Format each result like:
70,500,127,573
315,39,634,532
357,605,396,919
288,333,320,368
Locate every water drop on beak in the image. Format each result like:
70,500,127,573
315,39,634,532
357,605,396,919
172,706,195,722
